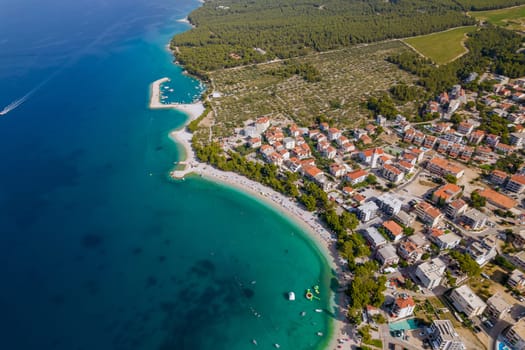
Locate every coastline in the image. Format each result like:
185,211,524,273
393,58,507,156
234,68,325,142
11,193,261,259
149,77,205,117
164,104,350,350
161,0,349,345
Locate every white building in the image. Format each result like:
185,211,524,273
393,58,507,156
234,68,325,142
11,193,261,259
504,319,525,350
432,232,461,250
356,201,379,222
466,241,497,266
461,209,488,230
363,227,387,250
255,116,271,133
508,269,525,291
505,319,525,350
376,244,399,266
283,137,295,150
415,258,447,290
394,210,415,227
391,294,415,319
485,293,511,320
450,285,486,318
376,194,403,216
429,320,465,350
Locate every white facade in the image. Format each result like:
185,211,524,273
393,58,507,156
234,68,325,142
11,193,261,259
356,201,379,222
450,285,486,318
430,320,465,350
434,233,461,250
376,194,402,216
415,258,446,290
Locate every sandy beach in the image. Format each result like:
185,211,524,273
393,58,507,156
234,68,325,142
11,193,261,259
163,103,352,350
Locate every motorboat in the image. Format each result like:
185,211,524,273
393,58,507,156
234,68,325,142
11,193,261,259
288,291,295,301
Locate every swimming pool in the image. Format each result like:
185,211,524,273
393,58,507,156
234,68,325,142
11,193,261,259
498,340,511,350
389,318,421,331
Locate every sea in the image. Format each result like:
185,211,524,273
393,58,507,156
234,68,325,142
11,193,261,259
0,0,335,349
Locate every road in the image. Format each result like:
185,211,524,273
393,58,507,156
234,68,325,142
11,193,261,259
379,324,423,350
487,318,512,350
393,168,423,194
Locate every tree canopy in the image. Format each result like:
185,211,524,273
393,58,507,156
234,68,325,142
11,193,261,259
172,0,475,73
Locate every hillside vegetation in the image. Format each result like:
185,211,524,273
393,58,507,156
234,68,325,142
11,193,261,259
171,0,475,74
471,5,525,30
458,0,525,10
389,25,525,95
195,41,418,140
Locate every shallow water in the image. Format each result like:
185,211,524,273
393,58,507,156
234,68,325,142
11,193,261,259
0,0,334,349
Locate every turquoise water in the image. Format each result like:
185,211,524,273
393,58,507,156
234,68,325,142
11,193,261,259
389,318,421,331
0,0,334,349
498,341,511,350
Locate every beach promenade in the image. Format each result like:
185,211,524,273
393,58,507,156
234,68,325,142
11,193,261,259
163,97,352,350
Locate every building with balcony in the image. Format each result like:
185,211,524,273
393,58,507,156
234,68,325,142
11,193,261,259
460,209,488,230
504,319,525,350
445,199,468,219
391,294,416,319
485,293,511,320
363,227,387,250
429,320,465,350
426,157,464,179
415,202,443,227
449,285,486,318
415,258,447,290
356,201,379,222
376,193,403,216
376,244,399,266
507,174,525,194
382,220,404,242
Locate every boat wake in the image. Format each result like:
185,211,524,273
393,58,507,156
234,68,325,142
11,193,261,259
0,15,136,117
0,91,34,116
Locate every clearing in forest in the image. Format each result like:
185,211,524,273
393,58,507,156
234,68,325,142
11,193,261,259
402,26,476,65
470,4,525,30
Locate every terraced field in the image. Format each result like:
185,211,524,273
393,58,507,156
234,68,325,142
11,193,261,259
203,41,417,139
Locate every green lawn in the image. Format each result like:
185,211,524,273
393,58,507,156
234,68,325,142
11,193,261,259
471,5,525,30
403,26,476,65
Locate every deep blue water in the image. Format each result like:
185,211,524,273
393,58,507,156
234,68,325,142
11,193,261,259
0,1,333,349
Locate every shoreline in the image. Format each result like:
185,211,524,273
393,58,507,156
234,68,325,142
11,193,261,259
165,108,350,350
161,0,349,345
149,77,205,119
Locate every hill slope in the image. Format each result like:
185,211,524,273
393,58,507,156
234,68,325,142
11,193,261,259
171,0,475,74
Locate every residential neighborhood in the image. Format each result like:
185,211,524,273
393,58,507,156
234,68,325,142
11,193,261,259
212,73,525,350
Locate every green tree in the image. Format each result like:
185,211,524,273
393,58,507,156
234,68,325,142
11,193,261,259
340,211,359,232
450,251,481,277
366,174,378,185
470,191,486,209
444,174,457,184
403,226,415,236
299,194,317,211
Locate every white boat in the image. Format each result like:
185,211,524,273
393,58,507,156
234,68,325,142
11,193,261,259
315,309,323,313
274,344,280,348
252,339,257,345
288,292,295,301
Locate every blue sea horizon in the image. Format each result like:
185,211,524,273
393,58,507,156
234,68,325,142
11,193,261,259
0,0,334,349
